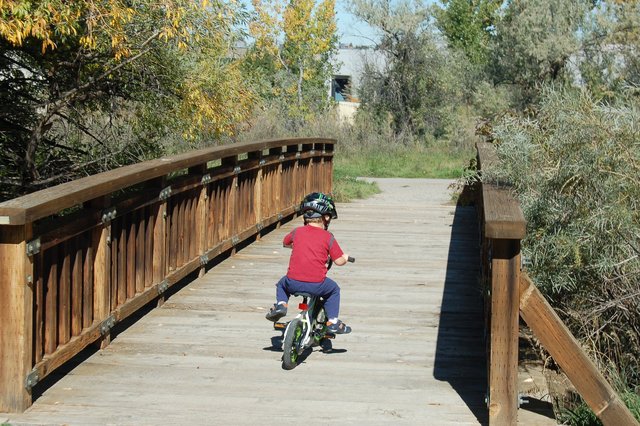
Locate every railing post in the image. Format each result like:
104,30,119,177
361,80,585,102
0,223,34,412
152,177,168,306
190,165,209,277
248,151,263,240
90,197,112,349
269,147,283,226
222,155,238,253
488,238,521,425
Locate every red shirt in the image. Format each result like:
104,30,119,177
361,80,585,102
284,225,344,282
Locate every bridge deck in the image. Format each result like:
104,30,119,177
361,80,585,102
4,179,553,425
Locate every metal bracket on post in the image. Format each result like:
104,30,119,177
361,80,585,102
199,255,209,266
521,255,531,271
310,150,316,155
233,166,241,175
295,152,301,159
100,315,116,336
201,174,211,185
277,213,283,221
157,280,169,295
279,155,285,162
231,236,240,246
256,223,264,232
159,186,172,201
259,159,266,166
25,370,39,391
101,207,117,224
26,238,41,256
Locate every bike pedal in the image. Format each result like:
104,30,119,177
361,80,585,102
273,322,287,330
324,333,336,339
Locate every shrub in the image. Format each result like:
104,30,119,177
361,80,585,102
487,86,640,388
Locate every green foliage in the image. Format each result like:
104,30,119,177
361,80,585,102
245,0,337,125
558,390,640,425
0,0,252,201
435,0,501,66
349,0,472,137
491,0,590,104
580,1,640,99
488,86,640,387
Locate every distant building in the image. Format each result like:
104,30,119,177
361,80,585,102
330,45,385,122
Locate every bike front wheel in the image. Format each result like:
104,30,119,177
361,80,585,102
282,318,304,370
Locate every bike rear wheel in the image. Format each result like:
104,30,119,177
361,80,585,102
282,318,304,370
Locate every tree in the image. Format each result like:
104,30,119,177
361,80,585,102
580,0,640,98
435,0,501,67
491,0,590,103
349,0,463,137
246,0,338,122
0,0,252,200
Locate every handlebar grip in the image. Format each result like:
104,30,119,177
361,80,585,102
347,256,355,263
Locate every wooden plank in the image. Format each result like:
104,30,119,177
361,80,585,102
34,252,44,363
144,206,154,288
135,211,146,294
0,138,336,225
488,239,520,425
519,273,639,426
127,212,136,299
58,241,71,345
0,223,34,412
71,237,83,337
83,234,94,329
44,245,58,354
117,217,126,306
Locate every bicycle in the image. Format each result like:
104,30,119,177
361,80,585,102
274,256,355,370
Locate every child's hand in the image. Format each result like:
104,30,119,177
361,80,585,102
334,253,350,266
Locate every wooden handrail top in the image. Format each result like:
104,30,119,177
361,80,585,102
0,137,335,225
476,141,526,240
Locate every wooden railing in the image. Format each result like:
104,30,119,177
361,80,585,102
0,138,335,413
477,142,638,426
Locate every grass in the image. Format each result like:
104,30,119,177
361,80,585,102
332,144,475,202
559,390,640,425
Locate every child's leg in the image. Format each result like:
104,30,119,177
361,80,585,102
275,276,290,305
316,277,340,320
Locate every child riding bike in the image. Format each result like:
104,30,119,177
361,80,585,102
265,192,352,334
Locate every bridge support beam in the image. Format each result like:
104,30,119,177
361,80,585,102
488,238,520,425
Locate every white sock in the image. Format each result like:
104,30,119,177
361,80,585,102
277,301,287,306
329,318,339,324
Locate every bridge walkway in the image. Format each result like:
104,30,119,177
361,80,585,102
3,178,553,425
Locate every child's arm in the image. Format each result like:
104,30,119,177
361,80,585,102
282,229,296,248
333,253,350,266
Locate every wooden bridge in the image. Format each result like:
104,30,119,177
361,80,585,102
0,139,637,425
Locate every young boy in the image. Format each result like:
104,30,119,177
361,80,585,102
265,192,352,334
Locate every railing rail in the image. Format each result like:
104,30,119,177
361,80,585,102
477,141,638,426
0,137,335,412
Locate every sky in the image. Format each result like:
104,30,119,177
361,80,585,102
335,0,379,46
240,0,438,48
335,0,439,47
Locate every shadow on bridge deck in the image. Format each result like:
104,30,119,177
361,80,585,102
433,202,488,425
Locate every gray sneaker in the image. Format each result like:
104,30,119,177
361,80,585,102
265,303,287,322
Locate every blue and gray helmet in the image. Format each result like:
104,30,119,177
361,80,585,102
300,192,338,220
